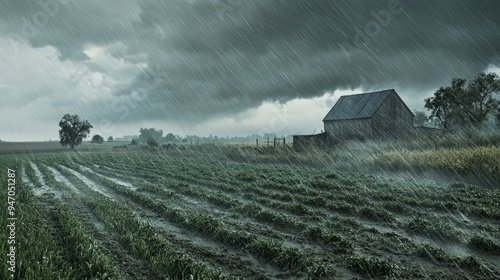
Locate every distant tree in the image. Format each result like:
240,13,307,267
139,128,163,144
164,133,176,142
181,137,188,143
59,114,92,149
107,136,113,142
146,137,159,147
91,135,104,144
425,72,500,129
131,139,139,145
413,111,429,127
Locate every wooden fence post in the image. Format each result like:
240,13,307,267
256,139,258,148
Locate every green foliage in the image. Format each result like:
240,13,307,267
139,128,163,144
346,256,405,278
413,110,429,127
404,215,462,242
58,113,92,149
146,137,159,147
91,134,104,144
56,202,116,278
8,152,499,279
416,243,450,262
0,159,74,279
424,72,500,128
468,235,500,255
357,206,394,222
164,132,176,142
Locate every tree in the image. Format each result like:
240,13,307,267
59,114,92,149
164,133,176,142
424,78,467,129
466,72,500,126
139,128,163,144
146,137,159,147
425,72,500,129
107,136,113,142
413,111,429,127
91,135,104,144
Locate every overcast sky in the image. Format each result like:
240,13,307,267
0,0,499,141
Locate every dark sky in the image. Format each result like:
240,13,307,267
1,0,499,140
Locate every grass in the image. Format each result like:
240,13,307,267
0,157,75,279
374,146,500,178
345,255,410,278
1,139,499,279
468,235,500,255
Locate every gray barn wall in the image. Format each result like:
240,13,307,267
324,92,414,139
371,92,414,137
324,118,372,139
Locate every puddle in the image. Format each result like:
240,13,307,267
28,162,62,199
80,165,138,191
46,165,83,195
59,165,113,198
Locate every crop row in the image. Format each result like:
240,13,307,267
89,160,467,244
85,158,392,225
72,154,498,250
1,159,74,279
33,161,120,278
41,161,226,279
80,161,357,246
91,153,500,222
68,163,337,278
21,153,500,278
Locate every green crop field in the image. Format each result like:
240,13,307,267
1,143,499,279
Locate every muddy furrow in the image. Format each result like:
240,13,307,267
33,162,153,279
58,165,114,198
57,163,274,278
85,164,356,258
86,165,321,245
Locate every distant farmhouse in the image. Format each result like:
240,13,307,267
323,89,414,140
294,89,415,149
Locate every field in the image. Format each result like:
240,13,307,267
1,142,499,279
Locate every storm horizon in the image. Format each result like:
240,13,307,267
1,0,499,141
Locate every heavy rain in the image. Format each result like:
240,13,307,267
0,0,499,279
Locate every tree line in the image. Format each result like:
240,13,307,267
423,72,500,129
58,72,499,149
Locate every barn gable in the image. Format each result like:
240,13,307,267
324,89,402,121
323,89,414,139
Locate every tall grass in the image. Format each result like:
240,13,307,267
374,146,500,180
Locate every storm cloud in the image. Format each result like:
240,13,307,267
1,0,499,140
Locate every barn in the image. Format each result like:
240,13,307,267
323,89,414,140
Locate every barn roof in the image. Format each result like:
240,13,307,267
323,89,400,121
